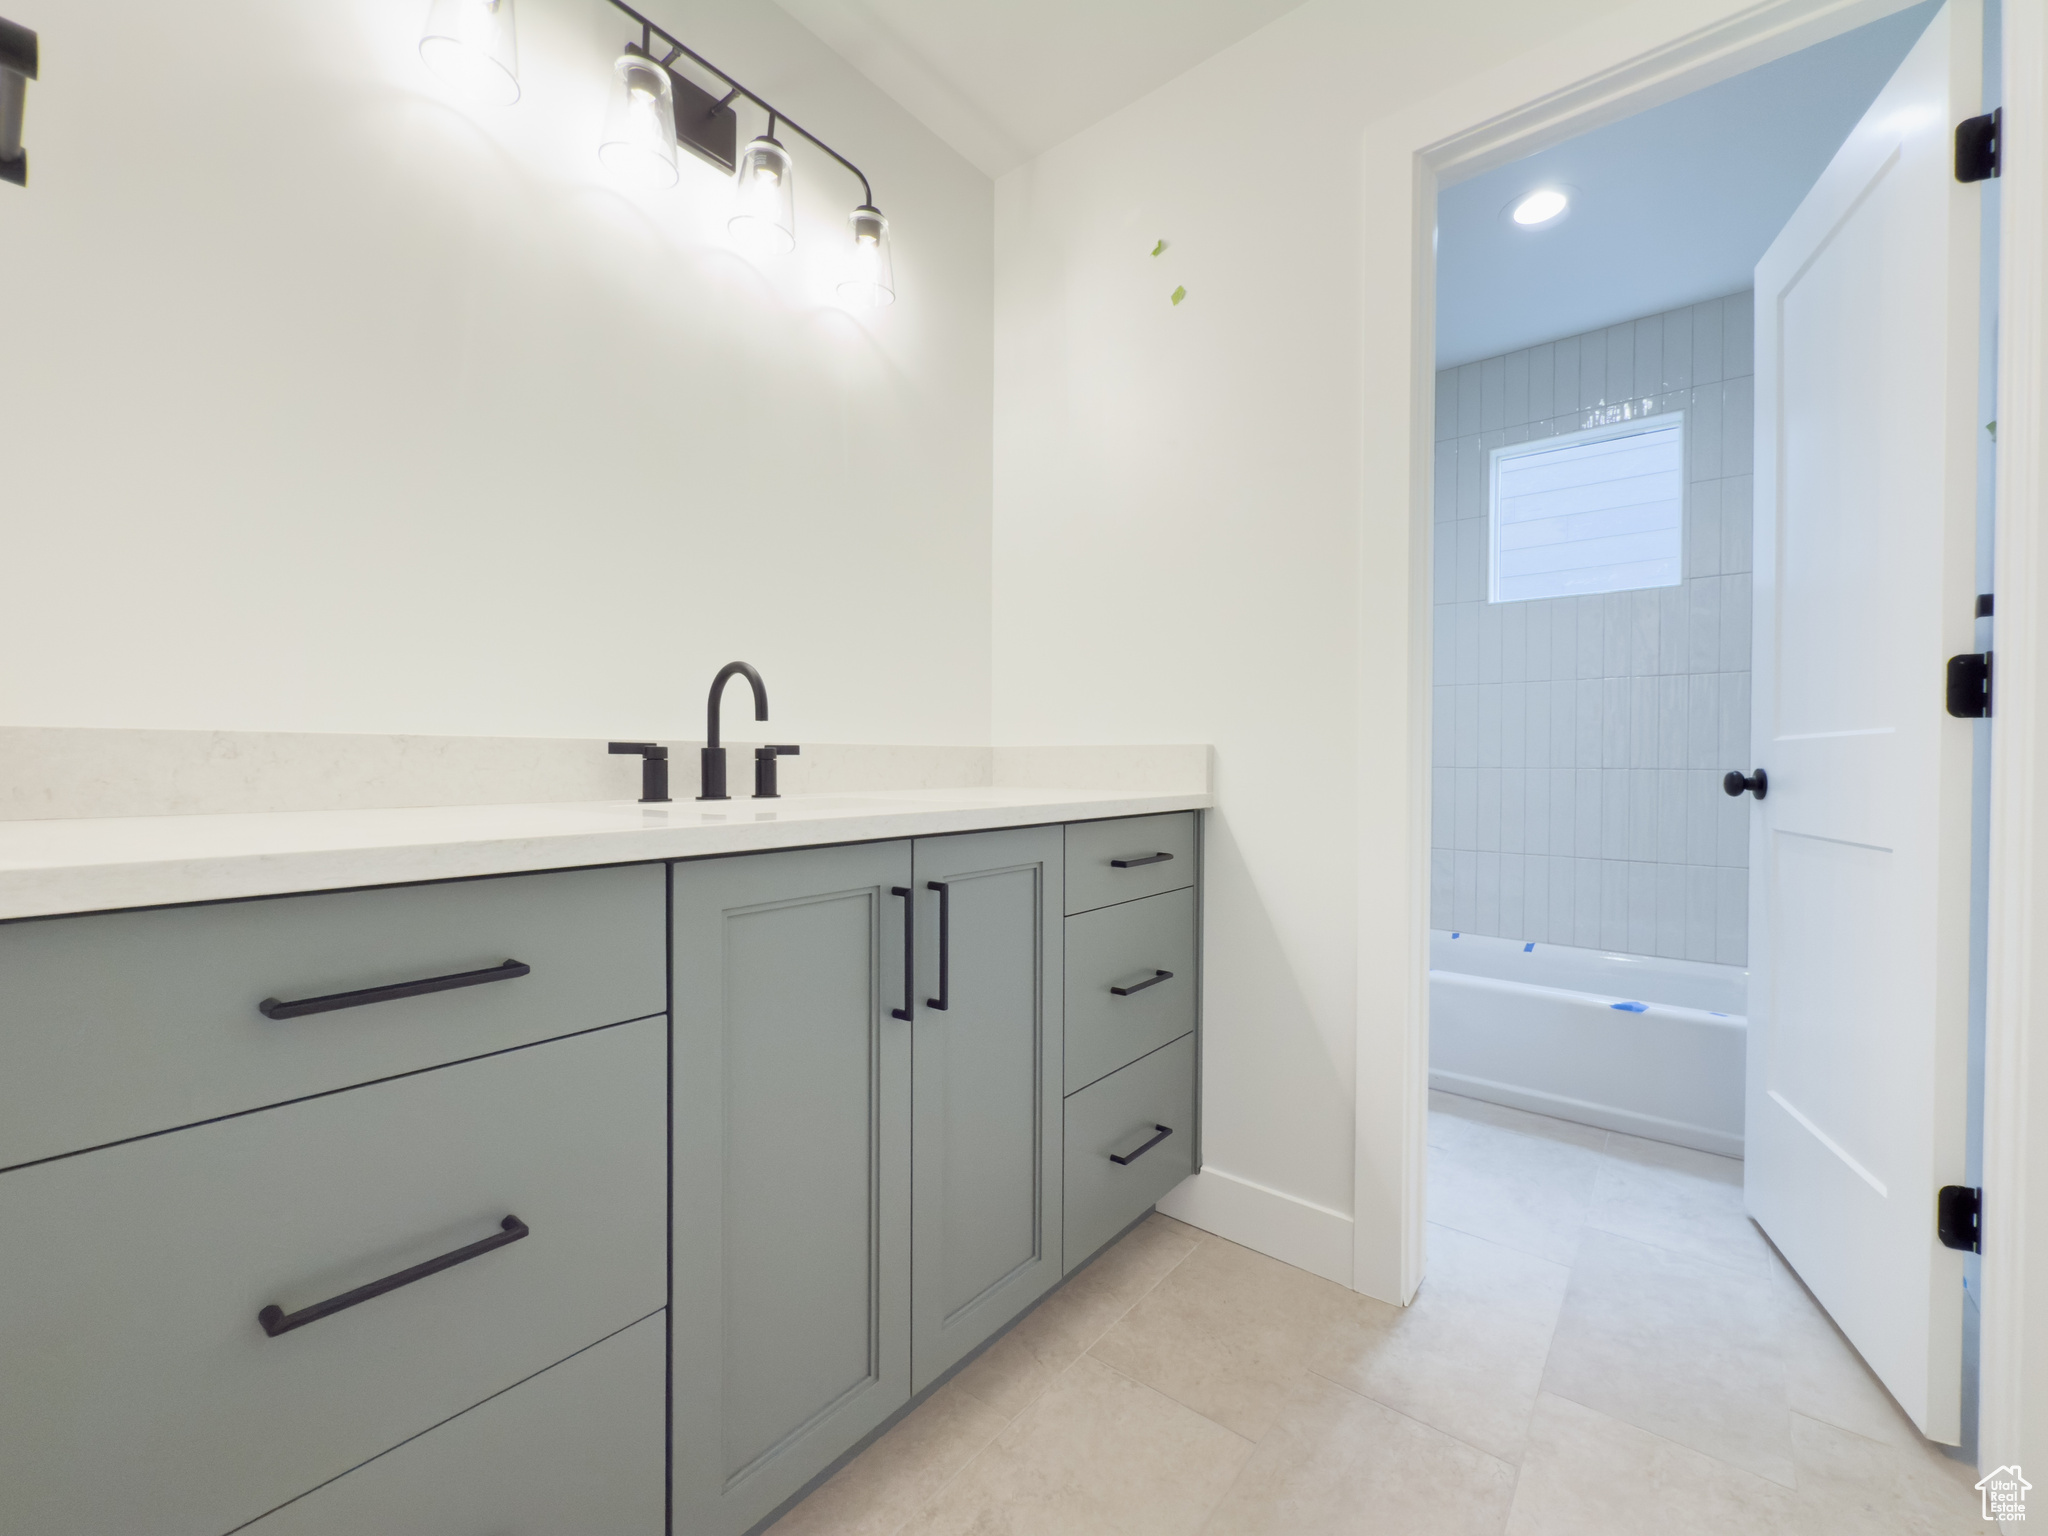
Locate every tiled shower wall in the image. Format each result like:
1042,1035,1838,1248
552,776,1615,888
1430,291,1754,966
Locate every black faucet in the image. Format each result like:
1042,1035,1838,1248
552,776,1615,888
700,661,769,801
607,741,670,803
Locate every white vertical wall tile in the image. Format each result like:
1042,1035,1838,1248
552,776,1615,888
1578,331,1607,410
1575,678,1603,765
1459,361,1485,435
1550,767,1577,853
1687,478,1723,579
1478,599,1503,682
1719,672,1751,771
1457,518,1487,602
1526,680,1552,768
1455,685,1479,767
1431,849,1455,927
1500,601,1527,683
1504,349,1530,428
1432,764,1455,849
1686,769,1719,866
1434,438,1459,524
1717,781,1749,869
1500,768,1526,854
1457,436,1485,517
1601,768,1630,859
1717,866,1748,965
1693,298,1724,386
1722,375,1754,476
1599,860,1629,951
1685,865,1718,962
1481,356,1507,432
1662,306,1693,392
1575,769,1603,858
1690,384,1724,480
1528,343,1555,421
1455,766,1479,849
1630,590,1659,677
1628,861,1659,954
1628,769,1657,861
1720,574,1751,671
1551,856,1577,943
1630,676,1659,767
1476,851,1501,933
1499,852,1525,939
1574,859,1603,947
1724,289,1754,377
1524,770,1552,855
1433,684,1455,765
1687,673,1721,769
1658,675,1688,767
1551,682,1577,767
1634,317,1663,401
1657,769,1689,864
1577,595,1605,678
1550,599,1577,682
1501,683,1526,769
1655,863,1687,958
1433,521,1457,605
1658,584,1690,676
1721,475,1753,573
1455,600,1481,686
1553,336,1580,416
1476,768,1501,852
1477,683,1503,768
1436,370,1459,440
1606,325,1635,402
1522,855,1550,941
1603,592,1631,677
1524,600,1552,681
1602,677,1631,767
1454,849,1478,931
1687,578,1722,675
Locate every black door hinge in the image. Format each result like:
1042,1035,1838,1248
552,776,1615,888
1939,1184,1981,1253
1957,108,2001,182
1947,651,1993,717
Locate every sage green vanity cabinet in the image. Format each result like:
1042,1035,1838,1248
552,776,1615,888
910,826,1064,1393
669,842,915,1536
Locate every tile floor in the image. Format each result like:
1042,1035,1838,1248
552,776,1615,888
768,1091,1983,1535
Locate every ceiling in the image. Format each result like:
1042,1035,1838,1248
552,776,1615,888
769,0,1314,178
1435,0,1940,368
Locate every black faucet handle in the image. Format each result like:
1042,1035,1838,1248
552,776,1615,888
752,744,801,800
607,742,671,804
762,744,800,757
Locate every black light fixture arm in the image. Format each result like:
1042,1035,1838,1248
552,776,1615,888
601,0,874,206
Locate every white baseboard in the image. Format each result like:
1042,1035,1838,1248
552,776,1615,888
1429,1069,1745,1160
1156,1166,1354,1288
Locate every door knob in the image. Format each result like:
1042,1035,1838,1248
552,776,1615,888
1723,769,1768,800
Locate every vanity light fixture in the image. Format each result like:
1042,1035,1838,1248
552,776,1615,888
839,205,895,308
598,49,680,189
1510,187,1569,226
0,14,36,188
731,130,797,256
419,0,520,106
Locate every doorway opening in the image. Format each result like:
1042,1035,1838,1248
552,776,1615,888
1423,0,1995,1513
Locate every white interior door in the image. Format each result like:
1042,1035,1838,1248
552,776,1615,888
1747,0,1981,1444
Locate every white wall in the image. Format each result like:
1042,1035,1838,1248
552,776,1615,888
0,0,992,746
991,0,1653,1289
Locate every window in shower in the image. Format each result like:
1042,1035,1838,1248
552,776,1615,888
1489,413,1685,602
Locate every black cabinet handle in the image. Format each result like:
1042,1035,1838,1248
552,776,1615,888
1722,769,1768,801
926,881,950,1011
258,1215,528,1338
260,959,531,1020
1111,852,1174,869
1110,1124,1174,1166
890,887,914,1021
1110,969,1174,997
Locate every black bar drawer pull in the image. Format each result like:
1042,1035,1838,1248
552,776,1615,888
1110,1124,1174,1166
891,887,914,1021
258,1215,529,1337
260,959,531,1020
1111,852,1174,869
926,880,951,1011
1110,969,1174,997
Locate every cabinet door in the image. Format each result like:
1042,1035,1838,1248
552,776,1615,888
911,826,1064,1391
671,843,913,1536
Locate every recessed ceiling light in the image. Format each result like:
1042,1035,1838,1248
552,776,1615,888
1511,188,1569,226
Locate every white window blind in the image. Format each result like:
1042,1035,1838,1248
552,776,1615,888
1489,416,1685,603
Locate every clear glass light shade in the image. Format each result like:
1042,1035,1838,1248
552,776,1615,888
730,137,795,256
419,0,519,106
598,53,679,190
838,206,895,308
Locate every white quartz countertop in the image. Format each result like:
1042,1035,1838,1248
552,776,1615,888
0,787,1212,921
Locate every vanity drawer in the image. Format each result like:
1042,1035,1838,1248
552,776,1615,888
1065,887,1196,1092
241,1312,666,1535
0,862,664,1169
0,1017,665,1536
1064,813,1196,915
1063,1034,1196,1272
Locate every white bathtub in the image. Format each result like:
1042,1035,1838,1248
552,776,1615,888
1429,930,1748,1158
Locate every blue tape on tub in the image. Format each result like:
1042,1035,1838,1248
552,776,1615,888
1524,943,1535,952
1611,1000,1649,1013
1451,932,1460,939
